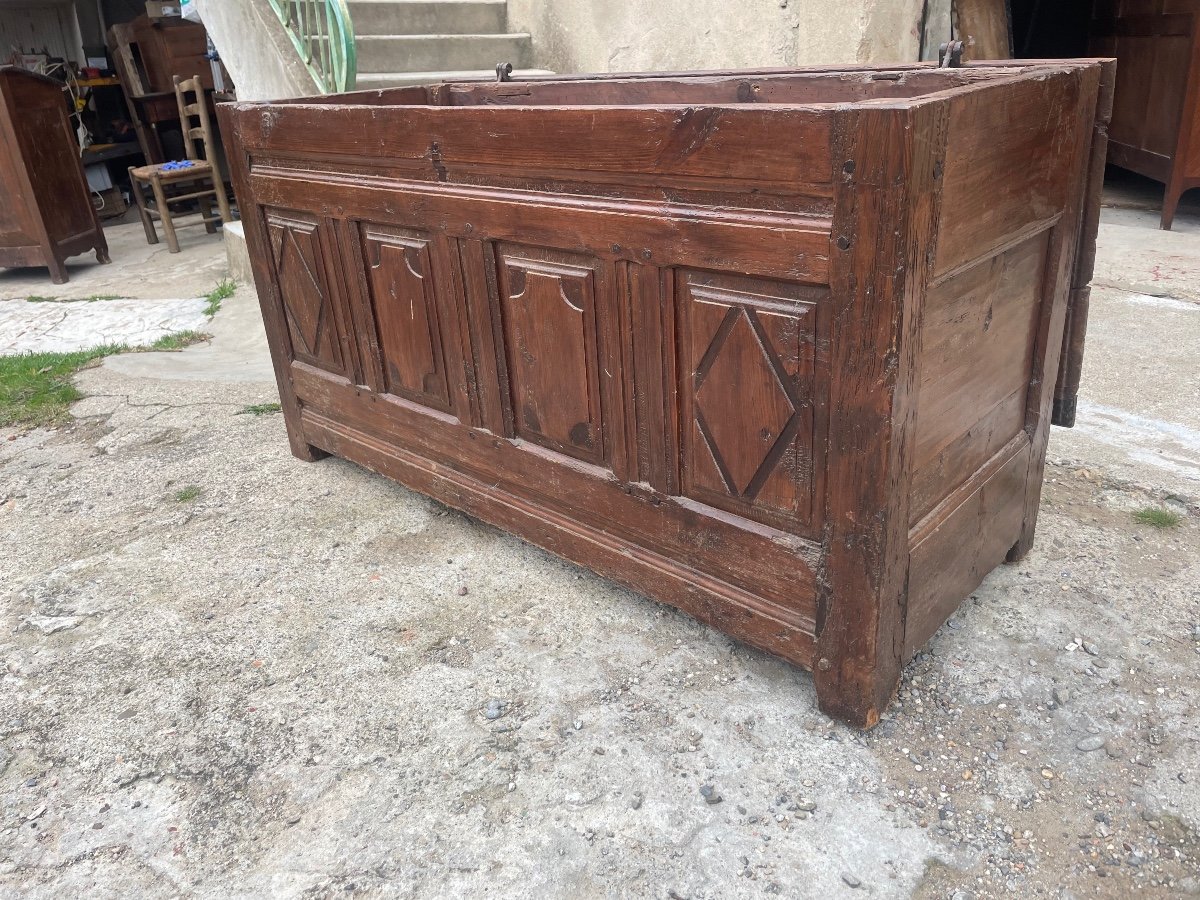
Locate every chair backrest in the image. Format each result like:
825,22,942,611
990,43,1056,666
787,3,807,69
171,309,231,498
172,74,220,173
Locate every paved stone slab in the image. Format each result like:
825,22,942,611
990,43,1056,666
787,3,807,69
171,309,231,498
0,297,210,355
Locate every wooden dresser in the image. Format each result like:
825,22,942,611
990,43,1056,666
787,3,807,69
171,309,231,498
0,67,109,284
1091,0,1200,229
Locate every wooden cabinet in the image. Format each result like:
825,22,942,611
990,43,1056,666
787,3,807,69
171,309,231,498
131,15,212,93
0,67,109,285
1091,0,1200,229
220,60,1112,727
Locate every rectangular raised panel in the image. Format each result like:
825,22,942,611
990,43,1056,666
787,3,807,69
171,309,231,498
935,75,1083,277
265,210,349,378
911,232,1049,522
494,244,608,465
677,270,824,531
359,224,451,412
905,442,1031,658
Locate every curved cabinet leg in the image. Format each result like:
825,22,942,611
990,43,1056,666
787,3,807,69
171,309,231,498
1161,186,1180,231
47,255,68,284
150,174,180,253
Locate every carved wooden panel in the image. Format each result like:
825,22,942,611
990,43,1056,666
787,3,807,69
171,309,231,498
359,224,451,411
678,271,822,530
493,245,608,465
265,210,347,377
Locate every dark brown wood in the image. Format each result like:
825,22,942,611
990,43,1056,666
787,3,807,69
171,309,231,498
220,60,1109,727
0,67,109,284
1091,0,1200,229
132,15,213,93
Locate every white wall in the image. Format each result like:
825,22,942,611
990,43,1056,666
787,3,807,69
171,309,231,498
0,1,86,69
193,0,318,100
505,0,928,75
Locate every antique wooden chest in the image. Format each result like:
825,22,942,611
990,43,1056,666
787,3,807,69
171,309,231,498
220,60,1114,727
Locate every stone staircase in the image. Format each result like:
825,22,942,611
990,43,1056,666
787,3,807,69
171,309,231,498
346,0,551,90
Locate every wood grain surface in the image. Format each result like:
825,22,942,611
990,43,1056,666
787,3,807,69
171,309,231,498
220,60,1109,727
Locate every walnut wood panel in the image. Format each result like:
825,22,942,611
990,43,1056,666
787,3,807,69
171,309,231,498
244,170,832,285
494,245,609,465
131,14,213,93
264,210,352,380
433,69,1007,107
905,440,1031,658
358,224,453,412
220,60,1110,729
235,104,833,187
911,232,1049,522
934,72,1085,277
1055,61,1117,428
677,270,825,533
954,0,1013,58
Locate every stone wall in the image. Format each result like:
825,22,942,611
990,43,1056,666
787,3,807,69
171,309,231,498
194,0,316,100
505,0,928,75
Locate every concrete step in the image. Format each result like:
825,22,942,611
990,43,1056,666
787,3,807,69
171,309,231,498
347,0,507,36
356,32,532,73
356,67,553,90
223,220,253,286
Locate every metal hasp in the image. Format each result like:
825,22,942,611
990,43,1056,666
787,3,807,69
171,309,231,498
939,40,965,68
496,62,514,83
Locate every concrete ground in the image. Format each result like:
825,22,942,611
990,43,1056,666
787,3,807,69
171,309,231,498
0,182,1198,899
0,214,230,303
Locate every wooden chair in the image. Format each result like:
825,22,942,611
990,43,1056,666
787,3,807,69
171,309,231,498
128,74,232,253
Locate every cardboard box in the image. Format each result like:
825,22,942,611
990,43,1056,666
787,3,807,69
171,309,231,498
146,1,181,18
92,187,128,220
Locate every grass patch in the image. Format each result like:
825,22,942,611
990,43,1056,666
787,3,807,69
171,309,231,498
0,345,128,428
204,279,236,317
173,485,202,503
1,329,208,428
238,402,283,416
1133,506,1183,528
149,330,210,352
24,294,125,303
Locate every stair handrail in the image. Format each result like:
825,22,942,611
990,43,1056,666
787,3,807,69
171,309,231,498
266,0,357,94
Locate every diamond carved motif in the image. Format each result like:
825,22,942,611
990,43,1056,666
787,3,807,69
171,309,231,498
694,307,796,496
267,213,343,375
280,229,328,357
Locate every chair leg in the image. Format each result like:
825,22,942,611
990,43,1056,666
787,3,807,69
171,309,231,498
128,168,158,245
199,191,217,234
149,173,180,254
213,176,233,223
